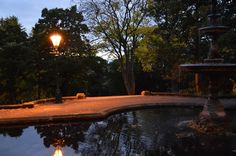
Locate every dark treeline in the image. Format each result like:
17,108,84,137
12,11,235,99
0,6,126,104
0,1,235,104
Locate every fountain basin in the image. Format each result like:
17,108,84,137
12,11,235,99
180,64,236,73
199,26,230,35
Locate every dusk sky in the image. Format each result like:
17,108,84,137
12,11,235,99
0,0,75,34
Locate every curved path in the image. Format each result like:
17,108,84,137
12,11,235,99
0,95,235,126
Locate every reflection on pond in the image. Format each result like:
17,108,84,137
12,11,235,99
35,122,90,153
0,126,28,137
0,108,236,156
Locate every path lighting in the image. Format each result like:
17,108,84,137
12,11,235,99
50,33,62,103
53,146,64,156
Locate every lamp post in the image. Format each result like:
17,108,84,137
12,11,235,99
50,34,62,103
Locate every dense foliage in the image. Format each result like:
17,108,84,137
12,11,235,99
0,1,235,104
136,0,236,93
0,7,116,104
0,16,34,103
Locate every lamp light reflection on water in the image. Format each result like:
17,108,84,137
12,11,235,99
53,146,63,156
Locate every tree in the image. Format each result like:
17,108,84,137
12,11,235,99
32,5,92,56
218,0,236,62
31,6,95,98
79,0,150,95
135,26,188,92
31,6,115,98
150,0,210,61
0,16,34,104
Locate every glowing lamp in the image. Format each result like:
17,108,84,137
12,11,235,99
50,34,62,50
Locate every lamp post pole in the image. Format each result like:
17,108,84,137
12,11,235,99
50,34,62,103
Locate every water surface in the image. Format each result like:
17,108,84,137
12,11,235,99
0,108,236,156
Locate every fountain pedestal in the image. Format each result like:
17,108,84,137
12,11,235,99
180,64,236,133
201,72,225,118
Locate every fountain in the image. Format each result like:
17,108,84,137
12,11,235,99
180,0,236,133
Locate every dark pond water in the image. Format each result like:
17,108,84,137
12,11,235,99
0,108,236,156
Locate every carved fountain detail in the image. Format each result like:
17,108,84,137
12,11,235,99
180,0,236,133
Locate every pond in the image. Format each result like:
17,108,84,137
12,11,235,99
0,107,236,156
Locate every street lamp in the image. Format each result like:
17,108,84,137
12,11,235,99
50,34,62,56
50,33,62,103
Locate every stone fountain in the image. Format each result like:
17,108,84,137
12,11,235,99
180,0,236,133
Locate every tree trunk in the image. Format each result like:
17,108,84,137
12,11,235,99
121,62,135,95
8,77,17,104
123,72,135,95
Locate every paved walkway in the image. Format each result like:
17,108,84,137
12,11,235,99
0,95,235,126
